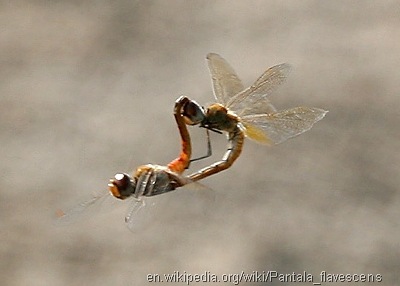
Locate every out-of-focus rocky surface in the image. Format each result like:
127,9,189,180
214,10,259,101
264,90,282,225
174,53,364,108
1,1,399,285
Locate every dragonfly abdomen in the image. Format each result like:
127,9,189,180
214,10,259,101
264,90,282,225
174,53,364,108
188,126,245,181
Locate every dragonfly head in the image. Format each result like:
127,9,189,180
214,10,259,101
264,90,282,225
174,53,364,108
182,99,206,125
108,173,136,200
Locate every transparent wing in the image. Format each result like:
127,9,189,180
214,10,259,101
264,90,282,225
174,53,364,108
125,198,148,232
152,179,216,225
170,172,217,216
179,180,216,216
242,107,328,145
226,63,291,116
235,98,277,117
124,167,168,232
55,189,116,226
125,176,215,232
206,53,245,105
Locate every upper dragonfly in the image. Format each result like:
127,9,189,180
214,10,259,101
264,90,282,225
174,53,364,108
181,53,328,181
57,96,204,231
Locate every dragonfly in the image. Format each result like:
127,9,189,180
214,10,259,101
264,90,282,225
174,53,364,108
57,96,208,231
181,53,328,181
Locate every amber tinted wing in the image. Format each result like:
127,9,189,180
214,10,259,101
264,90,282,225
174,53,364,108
242,107,328,145
206,53,245,105
227,63,291,116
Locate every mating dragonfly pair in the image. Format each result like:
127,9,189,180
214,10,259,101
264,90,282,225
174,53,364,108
58,53,327,231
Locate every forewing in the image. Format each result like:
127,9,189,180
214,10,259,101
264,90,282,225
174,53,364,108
56,190,116,226
227,63,291,115
236,98,277,117
206,53,245,105
242,107,328,145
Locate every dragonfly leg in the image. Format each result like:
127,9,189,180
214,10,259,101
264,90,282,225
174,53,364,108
189,129,212,165
188,127,245,181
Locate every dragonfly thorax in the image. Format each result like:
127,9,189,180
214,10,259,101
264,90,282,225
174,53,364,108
133,164,178,197
202,103,239,132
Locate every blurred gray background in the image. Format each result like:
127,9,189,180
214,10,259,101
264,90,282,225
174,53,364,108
1,1,399,285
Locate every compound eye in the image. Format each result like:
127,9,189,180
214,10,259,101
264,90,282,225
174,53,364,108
182,100,205,125
109,173,134,199
113,173,130,190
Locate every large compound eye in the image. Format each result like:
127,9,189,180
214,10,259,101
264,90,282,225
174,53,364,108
182,100,205,125
113,173,130,190
108,173,135,199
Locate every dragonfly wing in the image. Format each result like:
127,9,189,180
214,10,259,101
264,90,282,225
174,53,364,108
124,169,190,232
206,53,245,105
125,198,150,232
236,99,277,117
125,176,214,232
242,107,328,145
161,179,217,221
56,190,116,226
240,122,272,145
227,63,291,116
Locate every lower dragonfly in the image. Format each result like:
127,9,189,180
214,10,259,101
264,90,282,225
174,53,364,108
57,96,208,231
